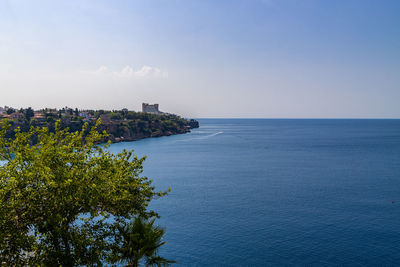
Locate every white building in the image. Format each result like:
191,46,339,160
142,103,162,114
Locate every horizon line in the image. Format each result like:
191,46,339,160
193,117,400,120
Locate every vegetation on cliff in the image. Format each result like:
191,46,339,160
0,107,199,143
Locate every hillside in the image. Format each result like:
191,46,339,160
0,107,199,143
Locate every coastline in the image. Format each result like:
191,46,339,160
0,107,200,144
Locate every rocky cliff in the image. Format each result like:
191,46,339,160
1,112,200,144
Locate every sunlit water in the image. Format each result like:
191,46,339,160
108,119,400,266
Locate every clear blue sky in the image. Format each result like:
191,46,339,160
0,0,399,118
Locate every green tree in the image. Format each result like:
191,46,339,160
0,119,169,265
24,107,35,121
111,217,175,267
110,113,123,120
6,107,15,115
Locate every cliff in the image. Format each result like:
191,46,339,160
0,109,199,143
96,116,199,143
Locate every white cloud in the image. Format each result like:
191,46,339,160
133,65,153,77
94,65,109,74
120,65,135,76
88,65,168,78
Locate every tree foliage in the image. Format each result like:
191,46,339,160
6,108,15,115
110,217,175,267
24,107,35,121
0,119,170,265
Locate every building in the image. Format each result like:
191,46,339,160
33,112,46,122
79,112,88,119
142,103,162,114
10,112,25,120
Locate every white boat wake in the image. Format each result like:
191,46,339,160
176,131,223,142
202,131,223,139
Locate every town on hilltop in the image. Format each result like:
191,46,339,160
0,103,199,143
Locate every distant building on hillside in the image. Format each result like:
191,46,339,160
79,112,92,121
142,103,162,114
10,112,24,120
33,112,46,122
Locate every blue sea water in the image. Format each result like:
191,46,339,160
108,119,400,266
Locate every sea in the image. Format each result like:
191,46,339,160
108,119,400,266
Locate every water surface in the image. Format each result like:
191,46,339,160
109,119,400,266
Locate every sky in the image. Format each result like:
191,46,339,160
0,0,399,118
